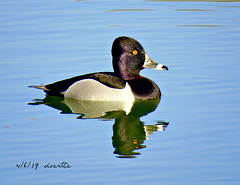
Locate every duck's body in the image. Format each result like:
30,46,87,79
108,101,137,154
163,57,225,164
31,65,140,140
30,36,168,101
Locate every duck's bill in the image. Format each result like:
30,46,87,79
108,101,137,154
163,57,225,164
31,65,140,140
143,54,168,71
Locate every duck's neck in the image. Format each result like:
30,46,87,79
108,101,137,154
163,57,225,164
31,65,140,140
112,58,140,80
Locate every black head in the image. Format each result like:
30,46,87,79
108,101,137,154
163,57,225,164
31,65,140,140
111,36,146,80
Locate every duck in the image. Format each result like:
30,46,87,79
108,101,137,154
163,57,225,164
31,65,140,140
29,36,168,101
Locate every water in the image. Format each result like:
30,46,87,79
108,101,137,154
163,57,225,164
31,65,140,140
1,0,240,184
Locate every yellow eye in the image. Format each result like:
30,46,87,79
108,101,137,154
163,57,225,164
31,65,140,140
132,50,138,55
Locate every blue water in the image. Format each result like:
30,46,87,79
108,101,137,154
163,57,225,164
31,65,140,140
1,0,240,184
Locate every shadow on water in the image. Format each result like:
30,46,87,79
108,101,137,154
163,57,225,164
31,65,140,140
29,96,169,158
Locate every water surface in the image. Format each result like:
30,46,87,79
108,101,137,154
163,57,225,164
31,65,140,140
0,0,240,184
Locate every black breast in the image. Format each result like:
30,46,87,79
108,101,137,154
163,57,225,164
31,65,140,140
127,77,161,100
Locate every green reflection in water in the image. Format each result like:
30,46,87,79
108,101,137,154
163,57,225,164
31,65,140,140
29,96,169,158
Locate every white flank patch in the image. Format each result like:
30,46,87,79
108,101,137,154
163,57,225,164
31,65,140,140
64,79,135,115
64,79,135,102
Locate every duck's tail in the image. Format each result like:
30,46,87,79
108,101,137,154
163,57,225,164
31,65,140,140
28,85,49,91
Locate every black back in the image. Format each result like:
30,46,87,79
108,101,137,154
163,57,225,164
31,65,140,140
45,72,125,97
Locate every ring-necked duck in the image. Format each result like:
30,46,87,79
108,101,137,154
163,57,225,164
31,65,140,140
29,36,168,101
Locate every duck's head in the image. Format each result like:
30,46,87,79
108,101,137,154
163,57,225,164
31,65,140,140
111,36,168,80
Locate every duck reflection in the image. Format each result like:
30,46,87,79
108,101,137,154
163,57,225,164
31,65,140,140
29,96,168,158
